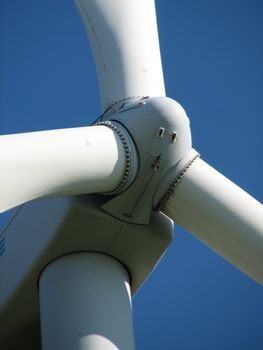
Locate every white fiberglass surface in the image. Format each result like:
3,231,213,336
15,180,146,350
0,126,126,212
76,0,165,109
163,158,263,284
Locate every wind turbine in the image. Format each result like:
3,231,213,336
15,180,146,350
0,0,263,350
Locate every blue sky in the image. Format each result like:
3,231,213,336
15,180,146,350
1,1,263,349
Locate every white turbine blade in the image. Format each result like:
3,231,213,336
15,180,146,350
162,157,263,285
0,126,126,213
75,0,165,110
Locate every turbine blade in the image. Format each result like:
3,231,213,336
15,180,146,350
162,157,263,285
75,0,165,110
0,126,126,213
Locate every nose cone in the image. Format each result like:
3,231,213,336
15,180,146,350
100,96,197,224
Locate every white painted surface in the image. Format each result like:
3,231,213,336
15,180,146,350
0,126,126,212
163,157,263,285
0,196,172,346
75,0,165,110
39,253,135,350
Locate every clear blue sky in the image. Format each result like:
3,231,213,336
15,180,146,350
1,1,263,349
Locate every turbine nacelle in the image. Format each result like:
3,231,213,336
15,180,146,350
0,195,173,347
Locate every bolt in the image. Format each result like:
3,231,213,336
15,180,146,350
171,131,177,143
158,127,165,138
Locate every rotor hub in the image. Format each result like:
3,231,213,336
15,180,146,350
96,96,199,224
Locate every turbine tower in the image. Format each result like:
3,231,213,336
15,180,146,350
0,1,262,349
